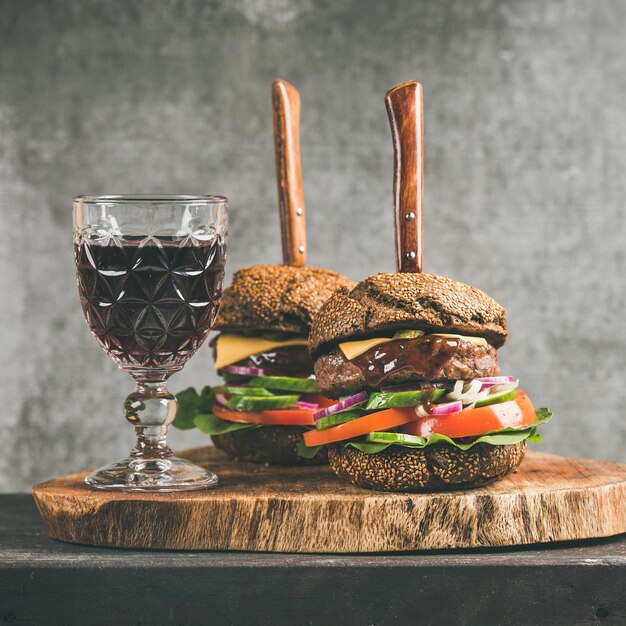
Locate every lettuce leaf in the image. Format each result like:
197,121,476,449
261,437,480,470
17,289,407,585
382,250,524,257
173,386,216,430
197,385,216,414
194,413,259,435
347,408,552,454
173,388,202,430
297,440,323,459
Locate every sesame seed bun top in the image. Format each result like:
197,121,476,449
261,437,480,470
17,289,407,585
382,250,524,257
309,272,508,356
214,264,356,335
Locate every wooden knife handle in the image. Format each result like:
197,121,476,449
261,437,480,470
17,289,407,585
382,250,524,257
272,79,306,267
385,81,424,273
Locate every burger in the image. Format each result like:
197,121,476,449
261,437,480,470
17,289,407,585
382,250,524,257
172,78,356,465
174,264,355,465
303,272,551,491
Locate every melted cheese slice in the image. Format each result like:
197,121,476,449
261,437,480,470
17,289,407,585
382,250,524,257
338,333,487,361
339,337,394,361
214,333,308,370
429,333,487,347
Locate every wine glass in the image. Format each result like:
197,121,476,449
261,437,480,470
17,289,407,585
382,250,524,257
73,195,227,491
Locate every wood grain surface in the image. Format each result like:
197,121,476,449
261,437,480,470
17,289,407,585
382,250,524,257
32,449,626,552
272,79,307,266
386,80,424,273
6,495,626,626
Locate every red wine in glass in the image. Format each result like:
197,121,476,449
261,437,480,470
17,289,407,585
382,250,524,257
73,195,227,492
76,236,225,376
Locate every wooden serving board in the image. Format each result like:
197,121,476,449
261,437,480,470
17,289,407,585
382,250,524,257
32,448,626,552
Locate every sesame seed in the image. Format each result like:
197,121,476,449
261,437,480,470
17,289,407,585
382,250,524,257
213,425,329,466
214,264,355,335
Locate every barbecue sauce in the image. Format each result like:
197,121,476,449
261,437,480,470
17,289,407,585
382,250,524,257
351,336,460,387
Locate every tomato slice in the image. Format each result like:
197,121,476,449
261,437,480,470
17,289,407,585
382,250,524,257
213,404,315,426
400,391,536,439
303,407,418,447
303,390,536,446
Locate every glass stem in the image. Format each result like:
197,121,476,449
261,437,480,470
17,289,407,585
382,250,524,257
131,429,172,461
124,380,177,464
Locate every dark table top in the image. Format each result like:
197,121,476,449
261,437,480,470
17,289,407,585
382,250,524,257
1,494,624,625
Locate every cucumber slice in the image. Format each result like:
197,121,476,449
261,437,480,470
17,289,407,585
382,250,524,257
226,394,300,412
365,388,445,410
474,388,517,408
247,376,317,393
315,409,366,431
213,386,274,397
365,431,425,445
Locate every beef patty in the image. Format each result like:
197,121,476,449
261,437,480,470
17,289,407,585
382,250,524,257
314,336,500,398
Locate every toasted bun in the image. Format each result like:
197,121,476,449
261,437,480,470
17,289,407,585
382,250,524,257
328,441,526,492
211,426,328,466
215,264,355,335
309,272,507,356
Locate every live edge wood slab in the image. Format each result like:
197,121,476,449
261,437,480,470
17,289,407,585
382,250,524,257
4,495,625,626
32,448,626,552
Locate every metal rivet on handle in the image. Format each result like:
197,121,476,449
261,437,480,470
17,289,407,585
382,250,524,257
296,208,303,216
405,212,415,221
406,251,416,260
299,245,305,253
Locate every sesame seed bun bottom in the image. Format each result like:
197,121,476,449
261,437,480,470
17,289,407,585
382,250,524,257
328,441,526,492
211,426,329,466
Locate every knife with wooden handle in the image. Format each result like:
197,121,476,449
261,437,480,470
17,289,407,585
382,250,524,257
385,80,424,273
272,79,307,267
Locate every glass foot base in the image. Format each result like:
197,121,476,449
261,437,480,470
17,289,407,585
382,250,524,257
84,456,218,492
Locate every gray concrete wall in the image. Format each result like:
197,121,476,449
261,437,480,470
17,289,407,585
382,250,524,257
1,0,624,491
